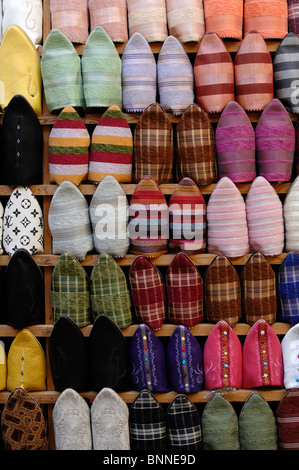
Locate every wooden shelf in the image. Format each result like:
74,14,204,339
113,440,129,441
0,322,291,338
0,182,293,197
0,388,288,404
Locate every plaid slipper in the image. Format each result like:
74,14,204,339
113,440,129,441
130,323,169,392
204,254,242,327
51,252,91,327
288,0,299,34
201,392,240,450
235,30,273,112
204,320,243,390
169,177,206,255
90,253,132,328
241,251,277,326
175,103,218,186
166,252,204,328
133,103,174,184
166,395,202,450
129,390,167,450
49,315,89,391
129,256,166,331
239,392,278,450
50,0,88,44
89,0,128,43
242,319,284,389
167,325,204,394
127,0,168,43
277,251,299,326
88,314,132,391
1,388,48,450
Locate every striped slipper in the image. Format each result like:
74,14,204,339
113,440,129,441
244,0,288,39
176,103,218,186
48,106,90,185
121,32,157,113
284,176,299,253
129,256,166,331
235,30,273,112
245,176,284,256
89,0,128,43
48,180,94,261
201,392,240,450
88,105,133,184
133,103,174,183
168,177,206,255
51,252,91,327
215,100,256,183
166,252,204,328
274,32,299,114
81,26,122,109
166,396,202,450
203,0,243,40
129,176,168,258
239,392,278,450
129,390,167,450
90,253,132,328
276,389,299,450
89,175,129,258
41,29,85,114
241,252,277,326
207,177,250,258
157,35,194,116
194,31,235,114
256,99,295,182
204,254,242,327
203,320,243,390
50,0,88,44
166,0,205,43
127,0,168,43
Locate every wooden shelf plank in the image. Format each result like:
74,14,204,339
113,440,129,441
0,322,290,337
37,39,283,57
0,388,287,404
